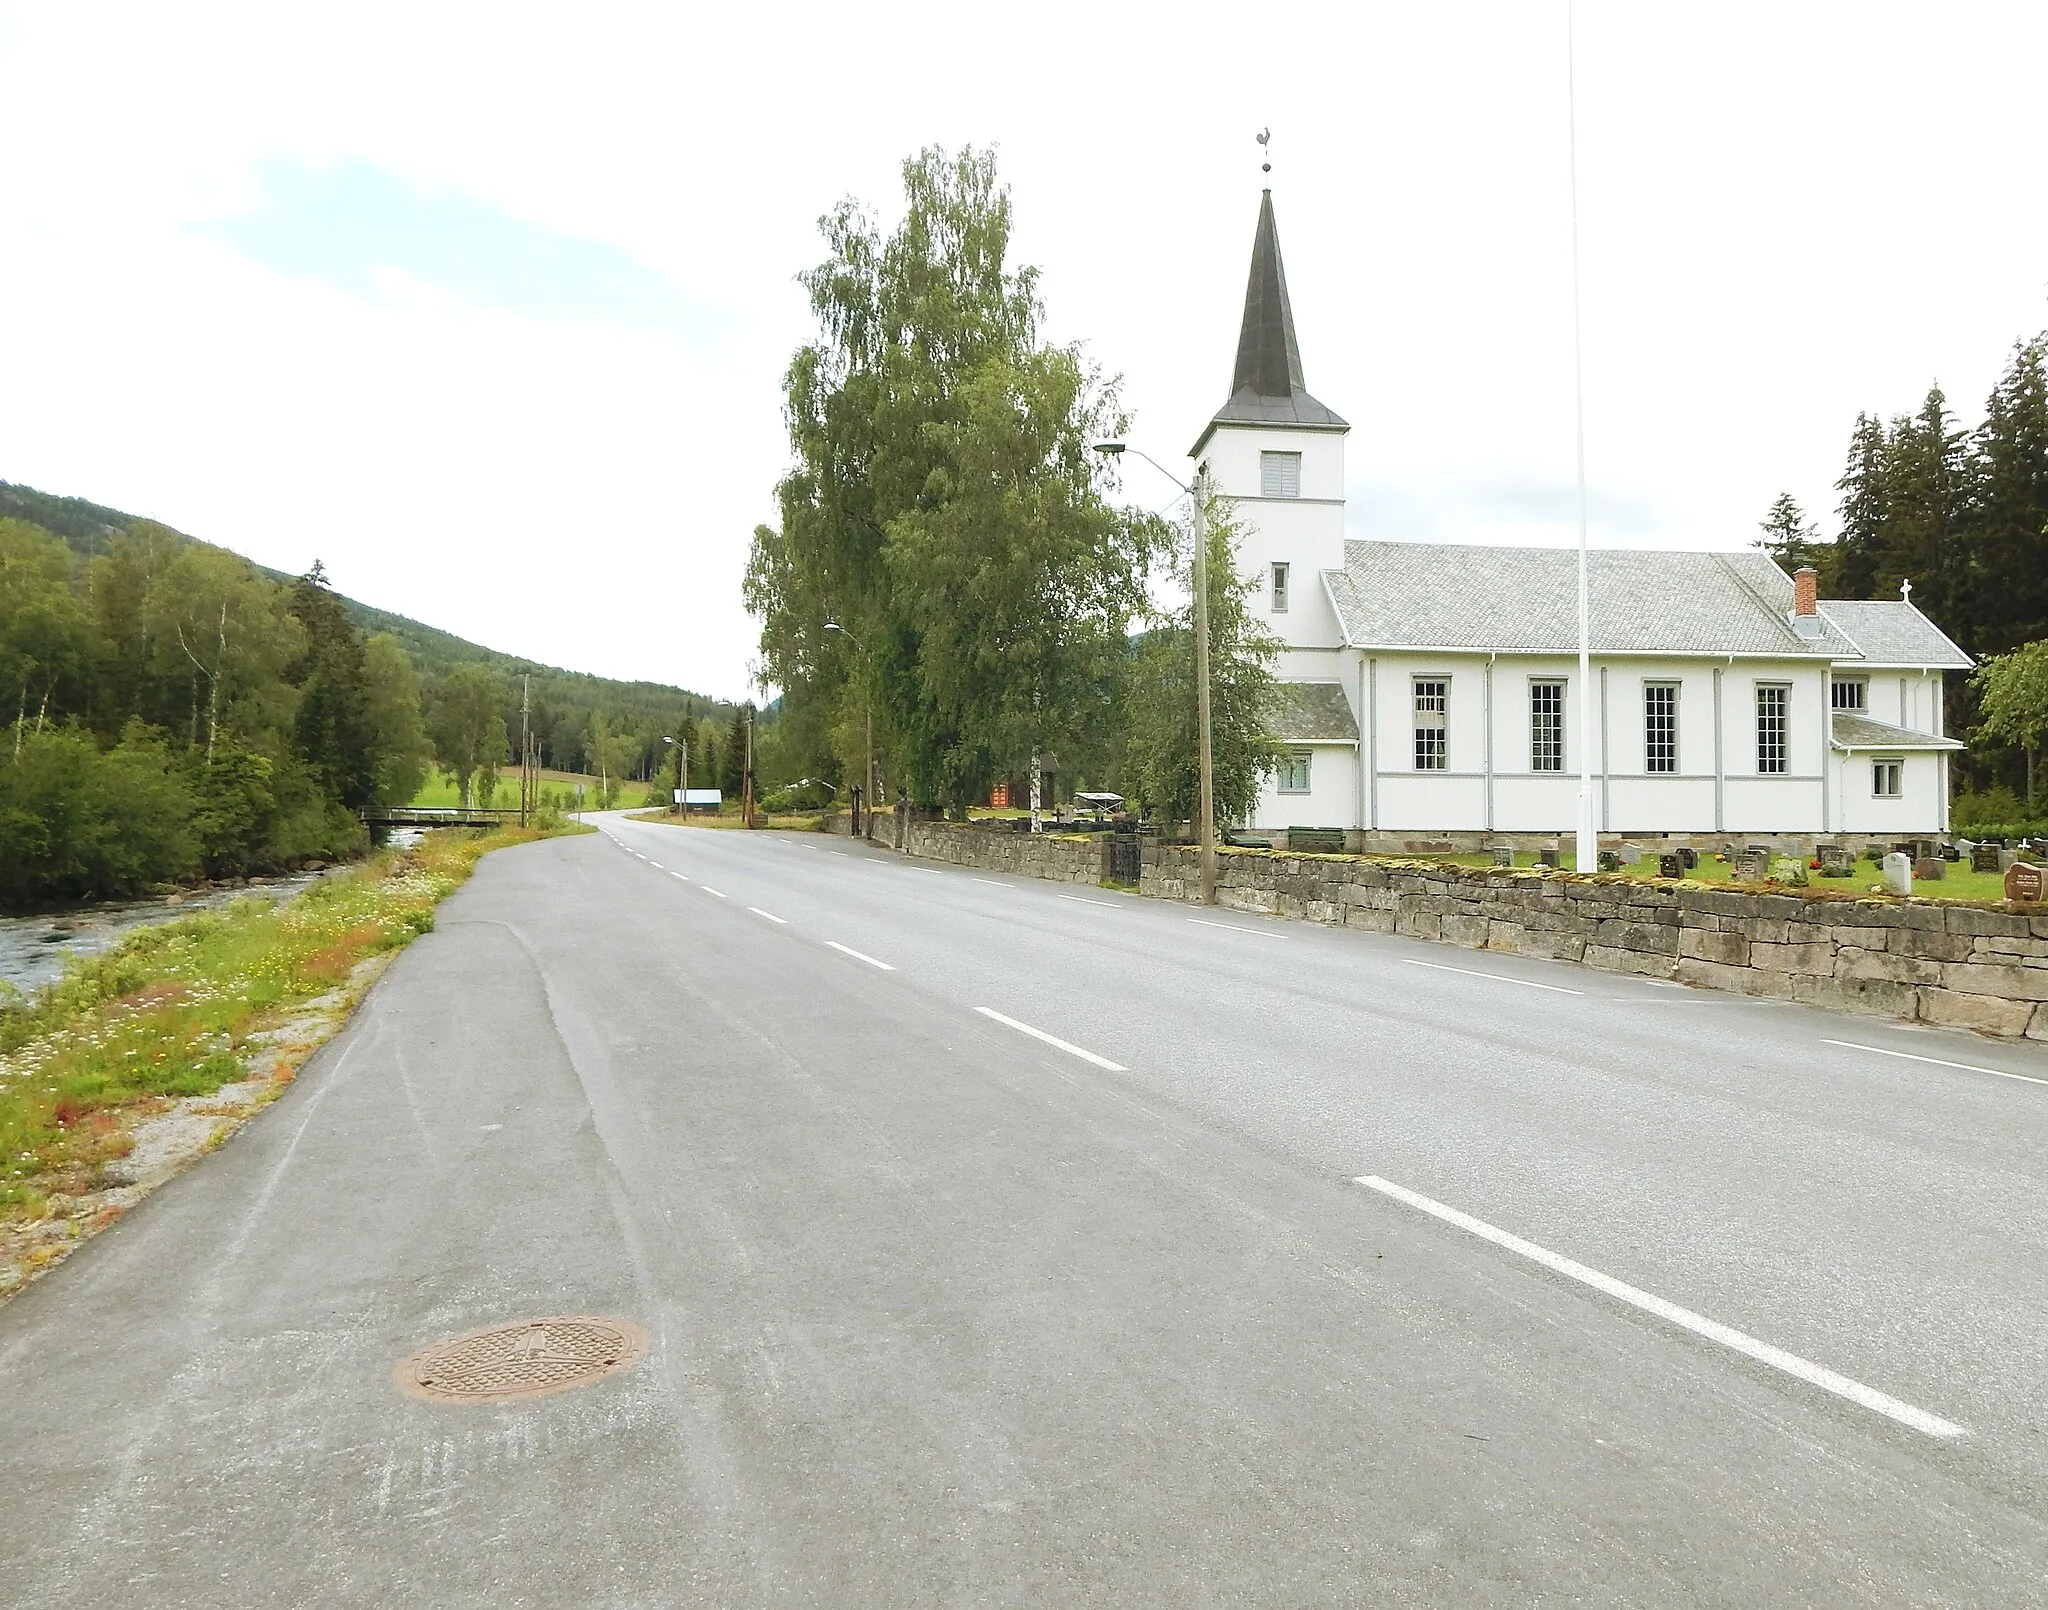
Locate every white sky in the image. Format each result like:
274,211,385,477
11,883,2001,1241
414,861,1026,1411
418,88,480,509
4,3,2045,702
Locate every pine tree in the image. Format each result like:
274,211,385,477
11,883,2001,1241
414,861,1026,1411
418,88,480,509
1968,337,2048,657
1832,412,1888,599
1755,493,1830,578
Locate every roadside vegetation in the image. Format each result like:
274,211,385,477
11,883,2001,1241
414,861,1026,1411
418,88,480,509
0,825,572,1242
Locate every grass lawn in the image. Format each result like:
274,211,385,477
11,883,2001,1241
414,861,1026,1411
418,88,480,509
409,769,660,810
629,807,828,833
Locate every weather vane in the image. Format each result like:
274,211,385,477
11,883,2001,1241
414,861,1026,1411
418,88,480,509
1257,127,1271,175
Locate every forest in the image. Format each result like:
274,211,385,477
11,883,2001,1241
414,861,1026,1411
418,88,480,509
1757,333,2048,815
0,485,732,907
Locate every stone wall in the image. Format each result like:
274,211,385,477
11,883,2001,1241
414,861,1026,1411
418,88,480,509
906,820,1106,883
1139,846,2048,1041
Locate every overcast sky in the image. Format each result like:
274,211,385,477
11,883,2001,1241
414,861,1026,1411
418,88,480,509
5,4,2045,701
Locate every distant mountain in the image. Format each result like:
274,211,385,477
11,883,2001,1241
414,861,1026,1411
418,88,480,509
0,479,735,764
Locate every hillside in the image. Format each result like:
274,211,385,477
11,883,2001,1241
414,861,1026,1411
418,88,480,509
0,480,736,762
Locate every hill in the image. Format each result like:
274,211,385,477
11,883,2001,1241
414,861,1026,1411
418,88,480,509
0,479,736,775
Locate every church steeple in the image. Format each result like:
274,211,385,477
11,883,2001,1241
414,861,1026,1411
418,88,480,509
1192,189,1347,455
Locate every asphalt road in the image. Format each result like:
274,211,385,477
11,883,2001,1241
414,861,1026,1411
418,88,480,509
4,814,2046,1607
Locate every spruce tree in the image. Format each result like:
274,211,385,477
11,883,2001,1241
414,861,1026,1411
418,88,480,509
287,562,377,812
1756,493,1830,578
1880,389,1971,641
1968,337,2048,657
719,703,752,801
1832,413,1888,599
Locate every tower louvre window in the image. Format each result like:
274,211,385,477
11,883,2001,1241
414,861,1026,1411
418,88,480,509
1260,451,1302,498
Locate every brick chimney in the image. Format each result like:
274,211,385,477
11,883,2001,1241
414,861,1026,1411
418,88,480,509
1793,567,1819,617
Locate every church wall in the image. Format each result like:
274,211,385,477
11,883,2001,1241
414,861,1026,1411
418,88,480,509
1249,743,1356,831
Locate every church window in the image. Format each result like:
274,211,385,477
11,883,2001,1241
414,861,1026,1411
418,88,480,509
1644,683,1678,773
1529,680,1565,772
1278,751,1312,794
1755,684,1789,774
1413,678,1448,770
1270,562,1290,612
1872,758,1902,798
1260,451,1302,498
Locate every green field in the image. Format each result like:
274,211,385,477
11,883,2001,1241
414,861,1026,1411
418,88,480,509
408,769,659,810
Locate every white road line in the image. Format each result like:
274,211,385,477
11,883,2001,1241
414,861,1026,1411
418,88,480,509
1353,1175,1966,1440
1189,918,1287,939
909,866,943,875
700,887,728,899
1403,957,1581,995
668,871,689,881
1058,894,1121,908
747,907,788,924
826,941,894,971
1822,1039,2048,1089
970,878,1009,887
648,862,665,869
975,1007,1126,1071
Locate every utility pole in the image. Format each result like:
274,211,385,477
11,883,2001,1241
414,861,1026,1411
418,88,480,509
1191,465,1218,906
519,674,532,829
743,707,756,828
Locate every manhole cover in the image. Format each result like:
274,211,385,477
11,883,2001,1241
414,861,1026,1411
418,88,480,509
395,1316,649,1404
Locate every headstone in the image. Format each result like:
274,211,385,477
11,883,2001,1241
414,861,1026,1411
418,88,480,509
1882,852,1912,896
2006,861,2047,904
1491,845,1514,867
1999,848,2019,873
1972,843,2003,874
1915,839,1939,862
1538,845,1560,868
1733,850,1771,884
1940,843,1961,862
1658,853,1684,879
1597,850,1621,872
1619,845,1642,864
1913,856,1945,882
1679,847,1698,869
1818,842,1851,871
1770,855,1809,886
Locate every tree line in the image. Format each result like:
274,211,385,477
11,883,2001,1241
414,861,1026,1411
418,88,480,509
744,145,1279,825
1757,334,2048,811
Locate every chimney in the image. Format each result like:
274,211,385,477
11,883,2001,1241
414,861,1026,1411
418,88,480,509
1793,567,1818,617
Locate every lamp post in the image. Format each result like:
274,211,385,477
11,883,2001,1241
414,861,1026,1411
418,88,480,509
1093,441,1217,906
662,734,688,817
824,621,875,842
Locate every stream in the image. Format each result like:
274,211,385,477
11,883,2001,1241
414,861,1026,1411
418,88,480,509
0,829,424,996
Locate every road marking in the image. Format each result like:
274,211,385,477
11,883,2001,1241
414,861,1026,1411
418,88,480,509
1059,894,1121,908
909,866,943,875
700,886,728,899
1403,958,1581,995
1353,1175,1966,1440
971,877,1009,887
826,941,894,971
975,1007,1126,1071
648,861,665,869
668,871,689,881
1822,1039,2048,1089
747,907,788,924
1189,918,1287,939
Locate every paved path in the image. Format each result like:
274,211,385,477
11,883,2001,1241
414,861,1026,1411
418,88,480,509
4,816,2046,1606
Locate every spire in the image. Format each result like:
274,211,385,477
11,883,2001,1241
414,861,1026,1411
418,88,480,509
1193,190,1346,455
1232,189,1307,398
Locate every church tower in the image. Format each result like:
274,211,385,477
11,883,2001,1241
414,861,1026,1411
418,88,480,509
1189,189,1349,678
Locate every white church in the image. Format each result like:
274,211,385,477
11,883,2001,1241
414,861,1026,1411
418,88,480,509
1200,190,1971,848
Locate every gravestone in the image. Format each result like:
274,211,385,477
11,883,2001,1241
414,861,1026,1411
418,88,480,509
1679,847,1698,869
1940,843,1961,862
1619,845,1642,865
1913,856,1945,882
1538,845,1560,868
1733,850,1770,884
1597,850,1621,872
1658,853,1684,879
1883,852,1913,895
1972,843,2003,873
2006,862,2046,904
1491,845,1514,867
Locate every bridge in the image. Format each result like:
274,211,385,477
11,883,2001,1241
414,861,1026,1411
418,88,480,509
360,806,531,830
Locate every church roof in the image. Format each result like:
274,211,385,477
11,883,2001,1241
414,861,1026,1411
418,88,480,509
1829,712,1964,751
1270,681,1359,743
1814,600,1972,669
1190,191,1348,456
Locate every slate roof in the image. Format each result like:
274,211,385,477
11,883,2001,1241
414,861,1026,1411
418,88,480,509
1191,190,1347,454
1322,543,1863,658
1269,681,1359,743
1815,599,1973,669
1829,713,1965,751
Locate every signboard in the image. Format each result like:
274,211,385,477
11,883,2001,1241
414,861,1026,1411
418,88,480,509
681,789,722,807
2007,861,2046,904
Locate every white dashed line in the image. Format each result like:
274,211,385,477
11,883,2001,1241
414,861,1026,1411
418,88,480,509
974,1008,1126,1072
701,887,728,899
1188,918,1287,939
748,907,788,924
1822,1040,2048,1089
1058,894,1121,908
1353,1175,1965,1440
825,941,894,971
1403,957,1580,994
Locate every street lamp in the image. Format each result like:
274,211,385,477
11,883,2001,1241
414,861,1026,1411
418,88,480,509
1093,440,1218,907
661,735,688,817
824,621,876,843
